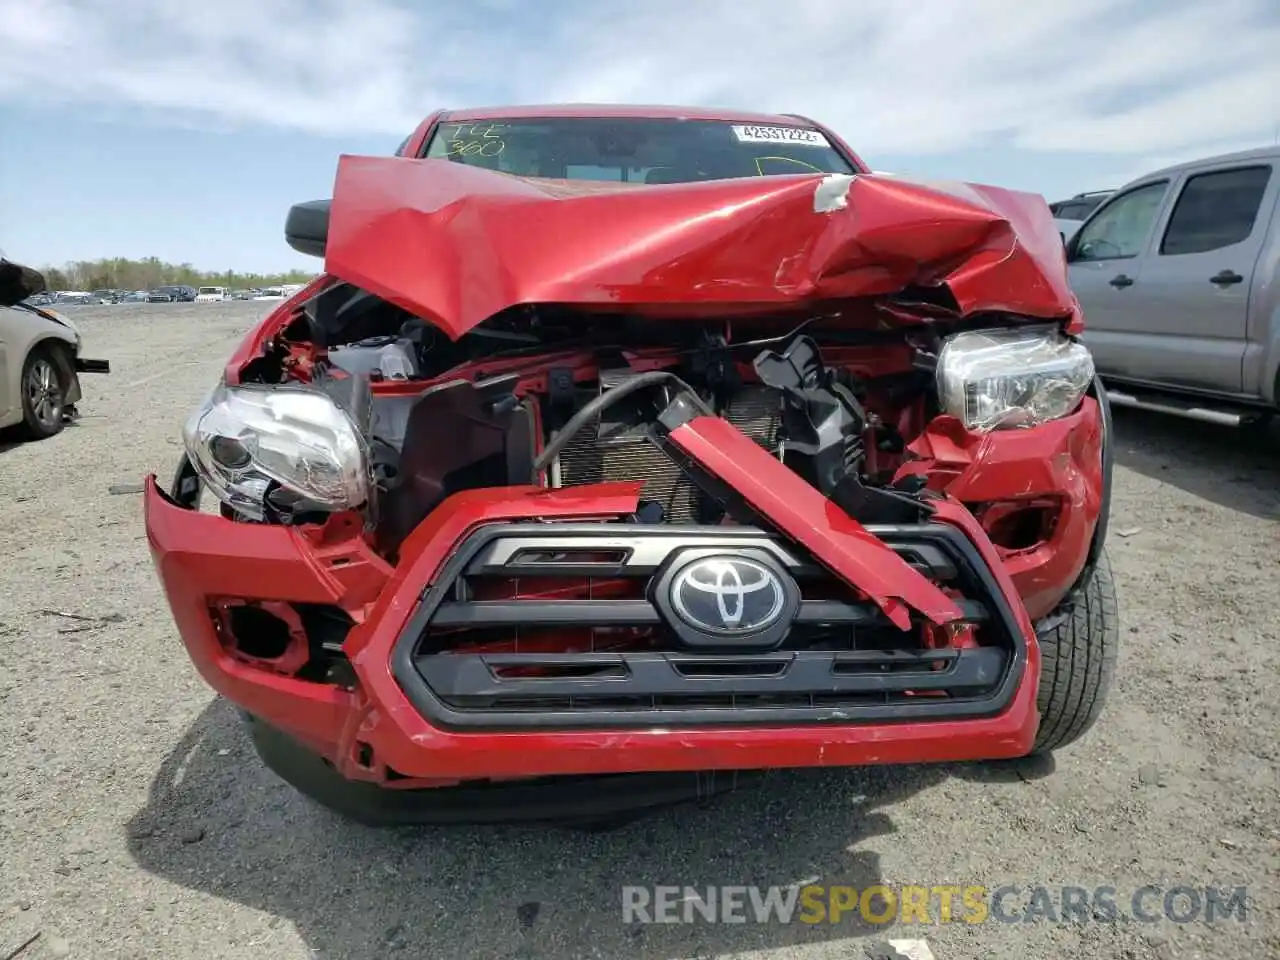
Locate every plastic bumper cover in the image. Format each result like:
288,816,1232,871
144,471,1043,784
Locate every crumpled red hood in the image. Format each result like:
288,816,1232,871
325,155,1078,340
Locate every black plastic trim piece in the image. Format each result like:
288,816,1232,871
74,357,111,374
245,712,762,826
418,646,1009,706
285,199,329,258
428,597,989,630
389,521,1028,731
169,453,202,509
1089,375,1113,569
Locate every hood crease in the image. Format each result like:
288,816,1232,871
323,156,1078,340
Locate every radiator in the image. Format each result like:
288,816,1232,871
554,375,780,522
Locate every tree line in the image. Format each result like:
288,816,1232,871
35,257,318,292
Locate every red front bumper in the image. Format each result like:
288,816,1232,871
146,503,1055,788
144,396,1105,786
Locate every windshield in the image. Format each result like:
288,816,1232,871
423,117,856,183
198,287,221,294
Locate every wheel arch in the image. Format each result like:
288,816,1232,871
23,333,81,407
27,333,77,381
1036,375,1113,633
1084,374,1114,574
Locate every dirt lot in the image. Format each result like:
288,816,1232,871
1,301,1277,960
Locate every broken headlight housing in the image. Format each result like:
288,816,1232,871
182,381,368,520
936,326,1095,433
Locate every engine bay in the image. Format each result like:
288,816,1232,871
227,280,955,555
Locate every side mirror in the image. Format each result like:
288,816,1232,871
285,199,330,258
1064,231,1082,262
0,258,48,306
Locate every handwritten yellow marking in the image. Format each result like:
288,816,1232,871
446,138,506,157
754,155,826,176
442,122,507,140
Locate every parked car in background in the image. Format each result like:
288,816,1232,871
155,285,196,302
145,290,173,303
195,286,228,302
0,259,110,439
1050,190,1113,221
252,287,285,300
1067,145,1279,427
120,290,149,303
229,289,255,300
1054,217,1084,244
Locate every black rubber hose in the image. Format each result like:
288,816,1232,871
532,371,710,476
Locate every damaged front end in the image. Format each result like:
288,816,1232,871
145,159,1107,817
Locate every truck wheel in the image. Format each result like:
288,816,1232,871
1032,549,1119,753
18,345,67,440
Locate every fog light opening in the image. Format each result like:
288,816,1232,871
225,603,292,660
976,498,1060,552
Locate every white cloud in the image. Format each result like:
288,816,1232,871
1092,137,1275,191
1,0,1277,168
0,0,429,133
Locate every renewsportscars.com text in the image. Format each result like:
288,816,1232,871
622,884,1248,926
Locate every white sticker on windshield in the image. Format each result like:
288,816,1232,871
731,124,830,147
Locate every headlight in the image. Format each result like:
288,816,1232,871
936,327,1095,433
182,381,368,520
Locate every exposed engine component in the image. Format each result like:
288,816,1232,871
372,375,535,552
753,335,867,496
551,369,782,523
331,328,935,551
326,335,420,380
753,335,929,524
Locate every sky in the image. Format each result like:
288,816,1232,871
1,0,1278,274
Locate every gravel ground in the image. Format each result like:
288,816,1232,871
1,301,1277,960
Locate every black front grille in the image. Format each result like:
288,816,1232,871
389,522,1027,730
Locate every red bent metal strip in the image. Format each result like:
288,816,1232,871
666,415,965,630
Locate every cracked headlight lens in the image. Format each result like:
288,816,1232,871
936,327,1095,433
182,381,368,520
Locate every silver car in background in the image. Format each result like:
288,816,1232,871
1049,190,1114,221
0,259,111,440
1066,146,1280,427
1054,217,1085,244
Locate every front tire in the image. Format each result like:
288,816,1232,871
1032,549,1120,753
18,345,67,440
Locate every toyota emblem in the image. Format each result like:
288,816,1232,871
669,556,787,635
